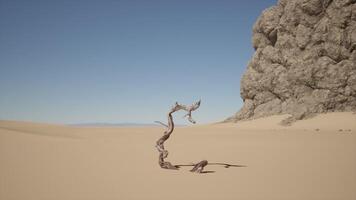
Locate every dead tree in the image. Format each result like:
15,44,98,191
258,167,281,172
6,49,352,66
155,100,208,172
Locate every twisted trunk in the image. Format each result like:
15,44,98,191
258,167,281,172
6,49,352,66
155,100,202,170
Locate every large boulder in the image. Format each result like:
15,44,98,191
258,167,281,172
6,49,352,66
228,0,356,122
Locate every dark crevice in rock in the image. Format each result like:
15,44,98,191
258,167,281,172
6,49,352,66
269,30,278,46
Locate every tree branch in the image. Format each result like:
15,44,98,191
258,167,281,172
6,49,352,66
154,121,168,127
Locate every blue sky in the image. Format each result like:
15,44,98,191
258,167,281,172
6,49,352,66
0,0,276,124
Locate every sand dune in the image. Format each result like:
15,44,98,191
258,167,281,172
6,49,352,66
1,112,355,200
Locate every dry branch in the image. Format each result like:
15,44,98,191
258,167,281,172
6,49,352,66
190,160,208,173
155,100,201,170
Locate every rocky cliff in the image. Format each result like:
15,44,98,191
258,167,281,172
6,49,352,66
228,0,356,122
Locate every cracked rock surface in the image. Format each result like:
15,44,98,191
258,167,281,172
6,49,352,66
227,0,356,122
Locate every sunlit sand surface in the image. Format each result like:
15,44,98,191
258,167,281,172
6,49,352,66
1,112,355,200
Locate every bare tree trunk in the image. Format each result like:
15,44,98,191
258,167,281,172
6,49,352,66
155,100,201,170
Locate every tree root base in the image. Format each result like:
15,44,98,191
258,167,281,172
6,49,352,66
159,162,179,170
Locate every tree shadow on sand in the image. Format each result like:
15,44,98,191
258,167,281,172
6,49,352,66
174,162,247,174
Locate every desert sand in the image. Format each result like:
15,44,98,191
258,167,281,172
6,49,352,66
1,112,355,200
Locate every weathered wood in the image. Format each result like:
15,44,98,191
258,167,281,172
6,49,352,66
155,100,201,170
190,160,208,173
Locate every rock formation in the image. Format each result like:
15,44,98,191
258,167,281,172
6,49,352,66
227,0,356,122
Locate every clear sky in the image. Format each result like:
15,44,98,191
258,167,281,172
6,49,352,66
0,0,276,124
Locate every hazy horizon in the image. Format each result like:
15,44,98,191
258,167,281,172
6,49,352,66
0,0,277,124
